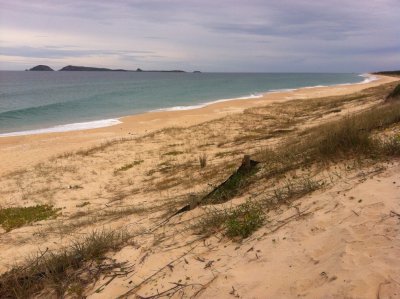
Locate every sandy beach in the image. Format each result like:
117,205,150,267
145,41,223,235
0,75,396,175
0,74,399,298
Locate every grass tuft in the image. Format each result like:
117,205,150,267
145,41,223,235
381,134,400,156
197,200,264,239
199,153,207,168
225,201,264,239
114,160,144,174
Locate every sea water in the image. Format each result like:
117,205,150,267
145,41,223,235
0,72,375,136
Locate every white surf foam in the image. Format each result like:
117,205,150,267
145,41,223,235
303,85,328,89
267,88,298,93
0,118,121,137
152,93,263,112
336,74,378,87
358,73,378,84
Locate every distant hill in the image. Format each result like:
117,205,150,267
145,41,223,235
59,65,126,71
26,64,186,72
28,65,54,71
59,65,186,72
143,70,186,73
373,70,400,76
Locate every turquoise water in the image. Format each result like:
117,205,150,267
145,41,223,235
0,72,372,136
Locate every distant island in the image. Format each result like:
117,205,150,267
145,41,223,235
28,65,54,71
27,65,186,72
59,65,127,71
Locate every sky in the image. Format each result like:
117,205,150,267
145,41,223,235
0,0,399,72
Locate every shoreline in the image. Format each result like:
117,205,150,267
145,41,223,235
0,74,397,175
0,73,377,138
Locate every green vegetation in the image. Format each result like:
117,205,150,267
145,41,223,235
0,230,130,298
0,205,60,232
197,200,264,239
197,176,323,239
225,201,264,238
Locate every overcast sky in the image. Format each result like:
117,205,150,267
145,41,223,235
0,0,399,72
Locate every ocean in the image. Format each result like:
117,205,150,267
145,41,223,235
0,72,375,136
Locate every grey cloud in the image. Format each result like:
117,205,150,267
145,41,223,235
0,0,399,71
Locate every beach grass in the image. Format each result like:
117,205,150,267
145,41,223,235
225,200,265,238
196,200,264,239
258,100,400,175
0,230,130,298
199,153,207,168
114,160,144,174
163,150,184,156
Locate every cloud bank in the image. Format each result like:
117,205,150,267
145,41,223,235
0,0,399,71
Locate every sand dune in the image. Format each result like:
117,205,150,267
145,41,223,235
0,75,399,298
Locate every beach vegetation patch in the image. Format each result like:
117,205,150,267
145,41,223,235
225,200,264,239
313,116,373,157
0,205,61,232
0,230,130,298
258,100,400,176
196,200,264,239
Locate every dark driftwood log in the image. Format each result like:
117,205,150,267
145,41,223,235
171,155,259,217
201,155,259,204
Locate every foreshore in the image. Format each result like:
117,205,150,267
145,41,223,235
0,74,397,175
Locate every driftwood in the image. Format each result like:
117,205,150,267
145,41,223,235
171,155,259,217
202,155,259,204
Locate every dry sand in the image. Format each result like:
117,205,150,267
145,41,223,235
0,75,399,298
